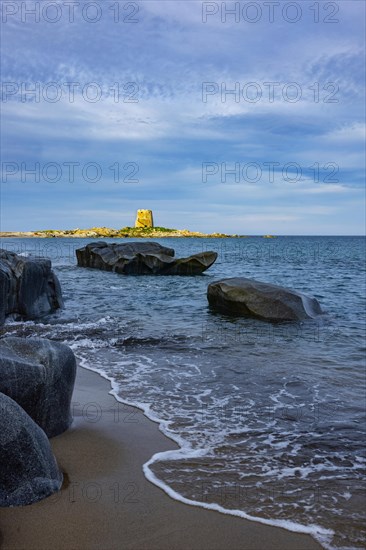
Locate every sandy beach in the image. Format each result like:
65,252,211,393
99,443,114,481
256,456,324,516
0,365,322,550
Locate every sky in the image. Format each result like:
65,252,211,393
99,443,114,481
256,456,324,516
0,0,365,234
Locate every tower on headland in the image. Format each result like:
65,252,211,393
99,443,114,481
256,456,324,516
135,209,154,228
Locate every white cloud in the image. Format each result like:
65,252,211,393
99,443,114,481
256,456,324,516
325,123,366,143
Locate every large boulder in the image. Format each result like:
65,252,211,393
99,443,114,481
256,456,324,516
76,241,174,269
207,278,323,321
76,241,217,275
0,338,76,438
0,249,63,325
0,392,63,507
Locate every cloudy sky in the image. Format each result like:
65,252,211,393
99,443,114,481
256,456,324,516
1,0,365,234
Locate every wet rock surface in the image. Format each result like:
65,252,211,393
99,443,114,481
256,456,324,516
207,277,323,321
76,241,217,275
0,337,76,438
0,249,63,325
0,392,63,507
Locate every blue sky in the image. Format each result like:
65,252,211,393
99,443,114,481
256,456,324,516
1,0,365,234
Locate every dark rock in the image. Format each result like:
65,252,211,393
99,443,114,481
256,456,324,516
0,392,63,507
161,252,218,275
207,278,323,321
0,337,76,438
76,241,175,270
0,249,63,325
76,241,217,275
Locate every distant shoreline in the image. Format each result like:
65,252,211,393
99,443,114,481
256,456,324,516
0,227,276,239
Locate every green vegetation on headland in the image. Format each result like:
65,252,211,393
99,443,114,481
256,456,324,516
0,227,276,238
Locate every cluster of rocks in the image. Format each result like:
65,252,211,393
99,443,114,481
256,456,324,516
75,242,323,320
76,241,218,275
0,244,324,507
0,249,75,507
0,338,76,506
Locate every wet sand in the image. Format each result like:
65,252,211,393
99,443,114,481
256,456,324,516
0,366,322,550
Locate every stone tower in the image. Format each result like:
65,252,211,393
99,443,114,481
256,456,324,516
135,209,154,228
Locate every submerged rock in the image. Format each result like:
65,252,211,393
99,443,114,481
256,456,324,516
0,249,63,325
76,241,217,275
0,338,76,438
0,392,63,507
207,278,323,321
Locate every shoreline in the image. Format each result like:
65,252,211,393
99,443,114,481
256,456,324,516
0,227,273,239
0,232,247,239
0,364,322,550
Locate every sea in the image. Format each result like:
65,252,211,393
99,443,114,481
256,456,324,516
1,236,365,550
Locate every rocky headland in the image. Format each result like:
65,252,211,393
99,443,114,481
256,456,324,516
0,226,245,238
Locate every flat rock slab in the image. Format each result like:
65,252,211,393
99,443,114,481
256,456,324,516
0,337,76,438
0,249,63,325
0,392,62,507
76,241,217,275
207,277,323,321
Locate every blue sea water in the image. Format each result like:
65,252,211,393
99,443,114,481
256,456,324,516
1,236,365,549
